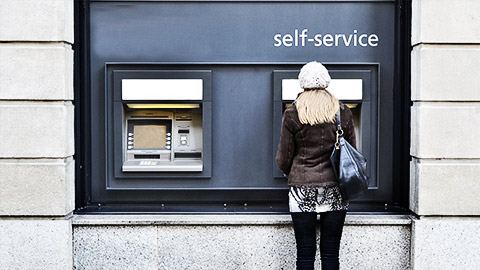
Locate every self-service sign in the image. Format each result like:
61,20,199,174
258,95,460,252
274,29,379,48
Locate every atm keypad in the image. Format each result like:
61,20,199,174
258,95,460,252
180,135,188,145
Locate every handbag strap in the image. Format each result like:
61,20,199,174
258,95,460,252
335,110,342,132
334,103,344,149
335,103,345,130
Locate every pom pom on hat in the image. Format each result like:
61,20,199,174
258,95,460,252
298,61,331,89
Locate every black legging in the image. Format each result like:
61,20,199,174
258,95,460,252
291,210,347,270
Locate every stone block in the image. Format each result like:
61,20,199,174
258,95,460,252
0,158,74,216
156,225,296,269
0,219,72,270
0,0,73,43
0,101,74,158
341,225,411,270
411,217,480,269
156,224,410,269
412,0,480,45
411,45,480,101
410,158,480,216
73,226,159,270
0,43,73,100
410,102,480,158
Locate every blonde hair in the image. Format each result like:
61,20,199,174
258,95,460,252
295,89,340,125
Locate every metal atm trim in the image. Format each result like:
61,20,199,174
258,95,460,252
105,66,212,185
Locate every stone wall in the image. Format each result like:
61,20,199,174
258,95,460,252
410,0,480,269
0,0,74,269
2,0,480,269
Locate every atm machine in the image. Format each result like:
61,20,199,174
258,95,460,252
122,107,203,172
272,68,377,189
110,70,211,174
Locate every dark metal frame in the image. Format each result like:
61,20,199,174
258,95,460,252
392,0,412,209
73,0,412,214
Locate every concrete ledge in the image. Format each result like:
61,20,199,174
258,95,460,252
71,214,413,226
0,0,73,43
410,158,480,216
412,0,480,45
0,158,75,216
0,43,73,100
411,45,480,101
411,102,480,158
0,101,74,158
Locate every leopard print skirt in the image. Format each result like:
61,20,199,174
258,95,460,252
289,184,349,212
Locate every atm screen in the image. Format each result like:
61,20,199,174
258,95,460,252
127,119,172,150
133,125,166,149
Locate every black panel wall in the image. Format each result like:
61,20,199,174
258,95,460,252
74,0,411,213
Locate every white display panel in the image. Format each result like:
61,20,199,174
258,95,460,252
122,79,203,100
282,79,363,101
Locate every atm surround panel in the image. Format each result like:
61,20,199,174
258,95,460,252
109,69,212,180
272,67,378,194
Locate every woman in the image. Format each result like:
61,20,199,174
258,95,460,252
275,61,356,270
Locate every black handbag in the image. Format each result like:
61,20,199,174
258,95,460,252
329,107,369,202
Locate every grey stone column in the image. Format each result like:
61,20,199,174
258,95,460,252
0,1,74,269
410,0,480,269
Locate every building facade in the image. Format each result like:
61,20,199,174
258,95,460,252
0,0,479,269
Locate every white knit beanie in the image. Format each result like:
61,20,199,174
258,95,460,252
298,61,331,89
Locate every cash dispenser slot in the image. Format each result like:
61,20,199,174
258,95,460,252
121,78,204,172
